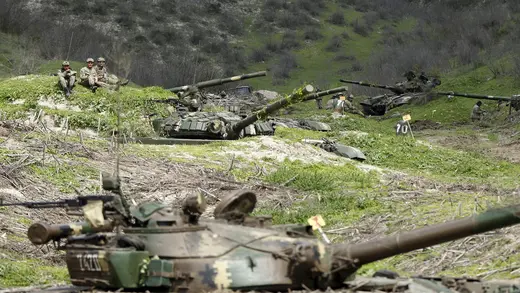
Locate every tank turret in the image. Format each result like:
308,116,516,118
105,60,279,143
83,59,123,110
339,77,441,116
163,71,267,112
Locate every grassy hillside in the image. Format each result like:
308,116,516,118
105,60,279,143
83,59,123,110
2,66,520,287
3,0,520,289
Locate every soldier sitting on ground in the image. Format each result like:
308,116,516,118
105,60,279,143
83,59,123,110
471,101,485,122
95,57,129,87
57,61,76,97
79,58,98,93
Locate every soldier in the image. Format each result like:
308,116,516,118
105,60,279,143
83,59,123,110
95,57,129,86
471,101,485,122
315,86,323,109
332,92,365,117
57,61,76,97
79,58,98,93
345,93,365,117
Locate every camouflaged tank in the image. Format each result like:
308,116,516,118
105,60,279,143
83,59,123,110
151,85,342,140
166,72,268,112
204,85,270,117
340,72,441,116
2,173,520,293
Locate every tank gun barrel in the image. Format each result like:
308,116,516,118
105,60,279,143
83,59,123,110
228,86,347,138
167,71,267,93
436,91,512,101
302,87,349,102
331,203,520,278
28,221,114,245
340,79,405,94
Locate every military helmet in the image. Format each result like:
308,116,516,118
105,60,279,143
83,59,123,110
86,58,94,63
97,57,105,62
62,61,70,66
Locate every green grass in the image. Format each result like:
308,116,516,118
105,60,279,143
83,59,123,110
273,126,520,188
0,252,69,287
241,4,414,94
0,75,174,136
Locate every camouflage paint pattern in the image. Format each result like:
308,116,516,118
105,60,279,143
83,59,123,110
12,189,520,293
339,77,441,116
151,85,345,140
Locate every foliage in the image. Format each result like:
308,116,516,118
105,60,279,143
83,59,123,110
0,254,68,287
0,75,173,136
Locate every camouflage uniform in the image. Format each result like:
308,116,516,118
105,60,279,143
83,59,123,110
79,58,97,87
95,57,127,86
332,93,365,117
57,61,76,97
92,57,122,90
471,101,484,121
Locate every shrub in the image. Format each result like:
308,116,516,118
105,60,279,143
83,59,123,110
325,35,343,52
250,47,269,63
280,32,301,50
352,19,370,37
304,28,323,40
264,38,280,53
328,12,346,25
272,52,298,81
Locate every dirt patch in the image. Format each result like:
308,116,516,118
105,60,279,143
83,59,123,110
219,136,353,166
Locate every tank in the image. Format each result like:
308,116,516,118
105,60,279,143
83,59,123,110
340,73,441,116
437,91,520,114
165,71,267,112
2,174,520,293
151,85,345,140
204,85,271,116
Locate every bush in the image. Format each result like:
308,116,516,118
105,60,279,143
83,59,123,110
333,53,356,61
218,12,245,36
328,12,346,25
272,52,298,81
189,27,209,45
325,35,343,52
352,19,370,37
280,32,301,50
250,47,269,63
264,38,280,53
295,0,325,16
304,28,323,40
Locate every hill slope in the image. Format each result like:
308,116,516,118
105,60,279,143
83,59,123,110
2,0,520,95
1,75,520,287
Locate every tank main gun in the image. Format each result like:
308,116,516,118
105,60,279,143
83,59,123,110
227,86,348,139
340,79,407,95
328,203,520,286
436,91,514,102
166,71,267,94
437,91,520,113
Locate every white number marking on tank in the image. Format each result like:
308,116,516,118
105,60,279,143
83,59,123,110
77,253,102,272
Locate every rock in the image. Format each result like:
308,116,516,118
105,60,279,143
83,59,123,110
256,90,280,101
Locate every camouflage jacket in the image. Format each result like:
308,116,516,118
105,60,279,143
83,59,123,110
57,68,76,78
95,66,108,82
79,67,96,82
